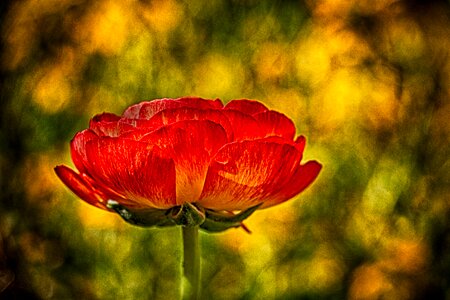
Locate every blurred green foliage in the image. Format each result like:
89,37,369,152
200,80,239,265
1,0,449,299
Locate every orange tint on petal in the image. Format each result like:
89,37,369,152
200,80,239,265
198,139,303,210
140,120,228,204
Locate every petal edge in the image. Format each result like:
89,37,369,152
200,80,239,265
54,165,108,209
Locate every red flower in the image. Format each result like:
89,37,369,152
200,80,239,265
55,97,321,230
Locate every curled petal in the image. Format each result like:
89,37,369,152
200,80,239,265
224,99,269,115
140,120,228,204
91,112,121,123
89,113,135,137
198,139,303,210
70,129,99,174
253,110,296,140
122,97,223,119
85,138,177,209
295,135,306,154
261,160,322,208
54,165,108,209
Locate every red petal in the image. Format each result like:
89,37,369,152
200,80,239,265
84,138,177,209
121,108,234,141
139,107,234,141
295,135,306,154
91,112,121,123
224,99,269,115
253,110,296,140
118,126,156,141
70,129,99,174
80,172,129,201
122,97,223,119
54,165,108,209
198,139,303,210
90,113,135,137
261,160,322,208
221,110,265,141
140,120,228,204
260,136,306,154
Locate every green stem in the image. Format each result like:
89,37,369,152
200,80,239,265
181,226,201,300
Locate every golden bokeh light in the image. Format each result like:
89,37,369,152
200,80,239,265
31,65,72,113
73,1,131,56
313,69,363,130
295,30,331,87
349,263,393,300
253,42,291,82
140,0,183,34
193,54,245,99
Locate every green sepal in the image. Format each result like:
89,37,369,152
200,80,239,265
107,200,261,232
107,200,175,227
170,203,206,227
200,218,240,232
200,203,262,232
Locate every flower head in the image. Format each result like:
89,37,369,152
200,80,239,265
55,97,321,231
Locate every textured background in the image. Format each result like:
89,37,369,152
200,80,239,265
1,0,449,299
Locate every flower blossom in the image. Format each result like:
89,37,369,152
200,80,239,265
55,97,321,231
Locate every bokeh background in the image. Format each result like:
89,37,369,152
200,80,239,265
1,0,449,299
